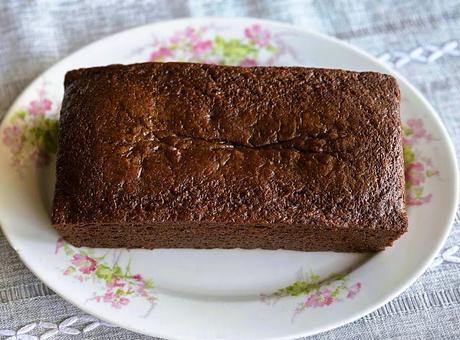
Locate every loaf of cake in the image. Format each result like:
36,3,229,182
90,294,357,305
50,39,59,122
52,62,408,252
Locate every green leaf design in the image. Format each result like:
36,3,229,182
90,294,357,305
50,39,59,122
11,110,27,122
309,274,321,284
213,35,258,64
265,44,278,53
276,272,345,297
125,259,132,277
95,264,113,281
402,126,412,136
331,286,341,298
414,187,424,198
113,264,123,278
78,249,88,256
63,243,74,256
403,145,416,165
144,279,155,290
95,250,109,261
29,116,59,153
7,111,59,165
65,266,76,274
277,280,320,296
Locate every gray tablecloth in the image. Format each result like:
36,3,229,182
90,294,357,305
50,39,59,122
1,1,460,339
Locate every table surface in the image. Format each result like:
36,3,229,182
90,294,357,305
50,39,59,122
1,0,460,339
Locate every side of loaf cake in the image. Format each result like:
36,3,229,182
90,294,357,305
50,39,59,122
52,62,408,252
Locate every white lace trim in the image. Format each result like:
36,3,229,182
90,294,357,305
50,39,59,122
431,245,460,268
378,40,459,67
0,315,115,340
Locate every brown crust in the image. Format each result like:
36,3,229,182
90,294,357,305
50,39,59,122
52,62,408,252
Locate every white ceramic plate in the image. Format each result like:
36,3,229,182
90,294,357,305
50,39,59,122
0,17,457,340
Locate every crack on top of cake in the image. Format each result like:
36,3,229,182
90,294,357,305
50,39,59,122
112,131,344,158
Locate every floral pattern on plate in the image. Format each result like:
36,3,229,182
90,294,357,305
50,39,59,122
402,119,439,206
261,272,361,320
2,87,58,171
55,239,157,316
147,24,285,66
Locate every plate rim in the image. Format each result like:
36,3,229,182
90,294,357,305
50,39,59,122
0,16,458,340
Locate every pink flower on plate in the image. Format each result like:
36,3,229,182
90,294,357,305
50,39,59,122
107,277,126,288
402,136,411,146
102,291,130,308
28,98,52,116
244,24,270,47
192,40,212,56
132,274,143,281
407,119,432,141
405,162,426,186
170,32,182,44
185,26,200,42
346,282,362,299
113,296,130,308
2,125,22,148
63,266,75,276
55,237,64,254
240,58,257,67
305,288,334,308
71,253,97,274
407,193,432,206
149,46,173,61
137,286,148,297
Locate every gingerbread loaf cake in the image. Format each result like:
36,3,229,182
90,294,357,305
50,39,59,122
52,62,408,252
